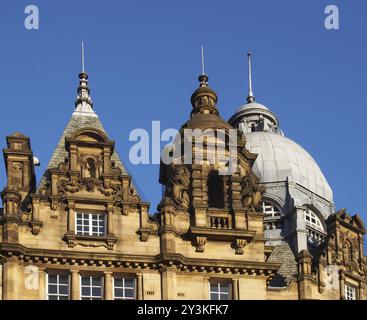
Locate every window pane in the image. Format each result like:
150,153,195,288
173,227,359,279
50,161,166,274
125,289,135,298
210,293,219,300
114,279,123,287
81,277,90,286
59,275,68,285
59,285,68,295
220,283,230,293
125,279,134,288
92,287,101,297
82,287,90,296
115,288,123,297
92,277,101,286
48,285,57,294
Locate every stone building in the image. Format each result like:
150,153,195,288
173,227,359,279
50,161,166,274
0,57,366,300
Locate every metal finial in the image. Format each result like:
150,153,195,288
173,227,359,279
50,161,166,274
247,52,255,103
201,44,205,75
81,41,85,73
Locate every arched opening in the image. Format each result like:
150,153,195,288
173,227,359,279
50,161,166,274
207,170,224,208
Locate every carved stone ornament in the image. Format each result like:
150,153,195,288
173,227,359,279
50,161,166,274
195,236,207,253
234,239,248,255
241,171,265,212
166,165,190,208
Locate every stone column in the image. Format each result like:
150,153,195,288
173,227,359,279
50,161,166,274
339,271,345,300
294,206,308,253
70,270,80,300
107,204,114,236
103,147,111,175
232,279,239,300
104,272,113,300
67,201,76,234
38,268,47,300
160,266,177,300
2,258,21,300
136,274,143,300
32,198,40,222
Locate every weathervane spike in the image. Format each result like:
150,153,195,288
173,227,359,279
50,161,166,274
201,44,205,75
247,52,255,103
81,41,85,73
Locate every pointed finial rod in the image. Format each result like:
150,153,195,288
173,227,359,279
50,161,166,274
81,41,85,73
201,44,205,75
247,52,255,103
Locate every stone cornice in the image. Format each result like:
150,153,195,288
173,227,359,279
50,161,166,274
0,244,280,280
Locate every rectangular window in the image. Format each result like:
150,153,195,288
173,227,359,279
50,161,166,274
47,273,69,300
80,276,103,300
76,213,105,236
345,284,357,300
114,277,136,300
209,282,230,300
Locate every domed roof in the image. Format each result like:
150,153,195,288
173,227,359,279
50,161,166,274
182,113,232,131
237,101,269,112
244,131,333,203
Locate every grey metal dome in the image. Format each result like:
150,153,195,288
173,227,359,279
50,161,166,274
244,131,333,203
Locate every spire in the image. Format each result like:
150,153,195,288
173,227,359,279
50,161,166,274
247,52,255,103
190,46,218,116
73,42,96,117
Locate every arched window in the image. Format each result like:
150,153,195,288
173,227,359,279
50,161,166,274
304,208,324,231
262,201,283,230
86,158,97,179
262,202,282,218
207,170,224,208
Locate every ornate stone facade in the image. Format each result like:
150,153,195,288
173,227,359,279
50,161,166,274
0,70,366,300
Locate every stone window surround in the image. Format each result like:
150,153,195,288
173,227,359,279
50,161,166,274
112,275,136,300
76,212,106,237
46,271,70,300
64,201,117,249
80,275,104,300
208,278,240,300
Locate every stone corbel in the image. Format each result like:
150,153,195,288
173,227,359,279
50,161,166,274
50,197,59,211
122,202,130,216
234,239,248,255
138,228,151,242
195,236,207,253
30,221,42,235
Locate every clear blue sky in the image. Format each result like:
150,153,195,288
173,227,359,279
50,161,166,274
0,0,366,226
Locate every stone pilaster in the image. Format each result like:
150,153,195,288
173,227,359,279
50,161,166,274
70,270,80,300
104,272,113,300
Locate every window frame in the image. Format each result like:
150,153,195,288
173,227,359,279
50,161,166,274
262,201,282,218
113,276,136,300
80,275,104,300
344,283,357,300
304,208,324,232
75,212,106,237
46,272,70,300
209,281,231,301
